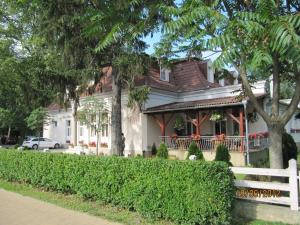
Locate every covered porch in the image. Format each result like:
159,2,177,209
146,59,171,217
144,96,269,164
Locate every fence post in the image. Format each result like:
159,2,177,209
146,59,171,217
289,159,299,210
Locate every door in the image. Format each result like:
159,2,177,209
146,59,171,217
43,138,53,148
38,138,47,148
215,121,227,135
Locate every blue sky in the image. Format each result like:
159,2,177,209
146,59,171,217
143,32,161,55
143,32,221,61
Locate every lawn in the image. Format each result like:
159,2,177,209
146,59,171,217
0,179,293,225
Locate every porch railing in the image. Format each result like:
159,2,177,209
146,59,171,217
159,136,270,152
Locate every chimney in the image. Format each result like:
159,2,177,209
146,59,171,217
207,60,215,83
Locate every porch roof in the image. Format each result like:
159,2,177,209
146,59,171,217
143,94,265,113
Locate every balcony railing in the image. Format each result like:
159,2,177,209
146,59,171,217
159,136,270,152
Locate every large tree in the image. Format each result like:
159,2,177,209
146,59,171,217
0,1,60,139
158,0,300,169
19,1,106,146
84,0,171,155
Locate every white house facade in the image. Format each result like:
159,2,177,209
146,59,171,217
44,59,300,165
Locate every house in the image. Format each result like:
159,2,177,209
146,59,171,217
43,58,300,166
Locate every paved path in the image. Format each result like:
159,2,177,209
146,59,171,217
0,189,122,225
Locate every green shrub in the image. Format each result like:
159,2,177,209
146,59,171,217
156,143,168,159
215,144,232,166
14,144,20,149
282,132,298,169
151,143,157,156
0,150,235,224
186,141,204,160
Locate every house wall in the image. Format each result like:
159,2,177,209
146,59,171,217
43,109,73,147
144,91,178,108
144,115,161,151
248,113,268,134
44,92,144,154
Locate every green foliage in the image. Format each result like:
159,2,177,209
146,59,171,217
187,141,204,160
25,107,49,134
127,86,151,110
77,96,107,133
173,116,185,130
156,142,168,159
151,143,157,156
0,150,235,224
0,108,14,129
215,144,232,166
282,132,298,169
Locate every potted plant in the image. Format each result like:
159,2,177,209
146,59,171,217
210,111,224,121
174,116,185,135
89,141,96,147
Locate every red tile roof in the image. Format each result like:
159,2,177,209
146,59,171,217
144,94,266,113
146,59,219,92
90,59,219,94
47,103,61,111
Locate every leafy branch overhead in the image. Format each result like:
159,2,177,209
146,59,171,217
25,107,50,132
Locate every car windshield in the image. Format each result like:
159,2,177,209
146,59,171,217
24,136,35,141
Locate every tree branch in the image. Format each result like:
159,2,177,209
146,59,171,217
271,55,280,118
279,73,300,126
236,64,271,125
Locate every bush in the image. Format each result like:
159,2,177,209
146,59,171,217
186,141,204,160
14,144,20,149
215,144,232,166
282,132,298,169
0,150,235,224
156,143,168,159
151,143,157,156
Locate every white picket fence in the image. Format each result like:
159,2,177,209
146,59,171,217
230,159,299,211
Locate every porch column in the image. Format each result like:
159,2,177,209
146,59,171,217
239,109,244,136
196,112,200,135
239,109,245,152
151,113,175,142
161,113,165,137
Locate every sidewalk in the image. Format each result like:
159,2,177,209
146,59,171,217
0,189,122,225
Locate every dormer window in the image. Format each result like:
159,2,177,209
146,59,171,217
160,67,170,82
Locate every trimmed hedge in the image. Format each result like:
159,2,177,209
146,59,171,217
0,150,235,224
187,141,204,160
215,144,232,166
156,142,168,159
282,132,298,169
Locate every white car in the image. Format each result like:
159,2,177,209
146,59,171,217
22,137,60,150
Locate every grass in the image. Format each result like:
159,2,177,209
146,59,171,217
0,179,294,225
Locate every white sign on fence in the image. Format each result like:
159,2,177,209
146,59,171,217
230,159,299,211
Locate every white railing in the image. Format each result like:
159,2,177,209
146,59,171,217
160,136,246,151
230,159,299,211
160,136,270,152
248,137,270,150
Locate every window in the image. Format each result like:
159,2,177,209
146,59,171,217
53,121,58,127
91,126,96,137
66,120,71,137
79,122,84,137
101,113,109,137
160,67,170,81
66,120,71,126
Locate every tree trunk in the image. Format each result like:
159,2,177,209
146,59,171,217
96,131,99,155
268,126,283,169
111,69,122,155
6,126,11,142
71,99,78,146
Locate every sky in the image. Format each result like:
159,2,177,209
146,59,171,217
143,31,221,62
